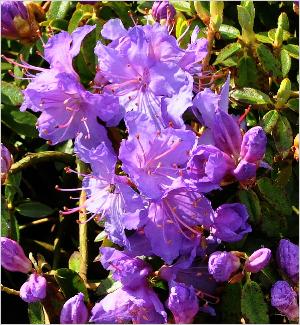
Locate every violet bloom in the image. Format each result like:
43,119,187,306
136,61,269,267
90,247,167,323
277,239,299,284
1,237,32,273
63,137,146,248
20,273,47,303
271,281,299,321
185,144,234,192
208,251,240,282
167,280,199,323
119,123,196,200
144,186,214,264
95,20,194,130
16,25,122,146
60,292,89,324
244,248,271,273
152,1,176,22
211,203,252,242
1,144,13,184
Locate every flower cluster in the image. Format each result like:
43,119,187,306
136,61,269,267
3,1,283,323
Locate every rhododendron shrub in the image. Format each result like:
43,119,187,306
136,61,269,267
1,1,298,324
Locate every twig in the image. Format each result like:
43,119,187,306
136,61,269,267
202,27,215,73
79,189,88,284
9,151,75,174
52,216,64,270
1,284,20,296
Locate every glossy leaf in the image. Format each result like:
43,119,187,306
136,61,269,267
28,302,45,324
213,43,242,65
238,189,261,224
236,56,258,87
230,88,272,105
261,110,279,134
280,48,292,78
256,44,281,78
46,1,70,20
219,24,240,39
1,81,23,106
16,201,55,218
282,44,299,59
273,114,293,155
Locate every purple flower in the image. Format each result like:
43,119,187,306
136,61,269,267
90,247,167,324
1,237,32,273
240,126,267,163
144,186,214,264
60,293,89,324
271,281,299,321
185,144,234,192
244,248,272,273
63,139,146,248
208,251,240,282
18,25,122,146
95,21,193,130
233,159,257,181
1,1,38,43
119,125,196,200
152,1,176,22
277,239,299,284
211,203,252,242
20,273,47,303
167,280,199,323
1,144,13,184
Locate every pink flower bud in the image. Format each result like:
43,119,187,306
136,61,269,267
1,237,32,273
60,292,89,324
244,248,271,273
20,273,47,303
1,144,13,184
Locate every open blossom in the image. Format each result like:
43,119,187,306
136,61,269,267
1,237,32,273
20,273,47,303
119,120,196,200
208,251,240,282
276,239,299,284
167,280,199,323
271,281,299,321
1,144,13,184
144,186,214,264
95,19,200,130
63,137,146,248
17,25,122,146
60,293,89,324
90,247,167,324
211,203,252,242
244,248,272,273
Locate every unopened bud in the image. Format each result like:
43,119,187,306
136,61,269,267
20,273,47,303
276,78,291,108
152,1,176,22
244,248,271,273
210,1,224,32
1,144,13,184
60,293,89,324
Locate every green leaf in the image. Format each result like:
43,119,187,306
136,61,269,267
68,9,92,33
287,98,299,113
1,196,19,241
230,88,272,105
94,230,107,242
54,268,89,301
1,81,23,106
237,5,253,31
1,105,38,138
221,283,242,324
257,177,292,217
28,302,45,324
68,251,81,273
5,172,22,203
46,1,70,20
282,44,299,59
137,1,154,14
175,12,188,39
16,201,55,218
268,28,290,41
241,281,269,324
221,55,239,67
170,0,192,15
238,189,261,224
272,114,293,156
255,32,273,44
256,44,281,78
96,276,122,296
219,24,240,39
280,49,292,78
236,56,258,87
261,110,279,134
213,43,242,65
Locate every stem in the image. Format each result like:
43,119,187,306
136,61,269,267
1,284,20,296
79,189,88,284
9,152,75,174
52,216,64,270
19,217,56,230
202,26,215,73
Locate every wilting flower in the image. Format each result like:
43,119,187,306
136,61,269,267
19,273,47,303
244,248,272,273
1,1,39,43
13,25,122,146
152,1,176,22
208,251,240,282
119,122,196,200
60,293,89,324
271,281,299,321
276,239,299,284
1,144,13,184
167,280,199,323
144,186,214,264
1,237,32,273
90,247,167,323
211,203,252,242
